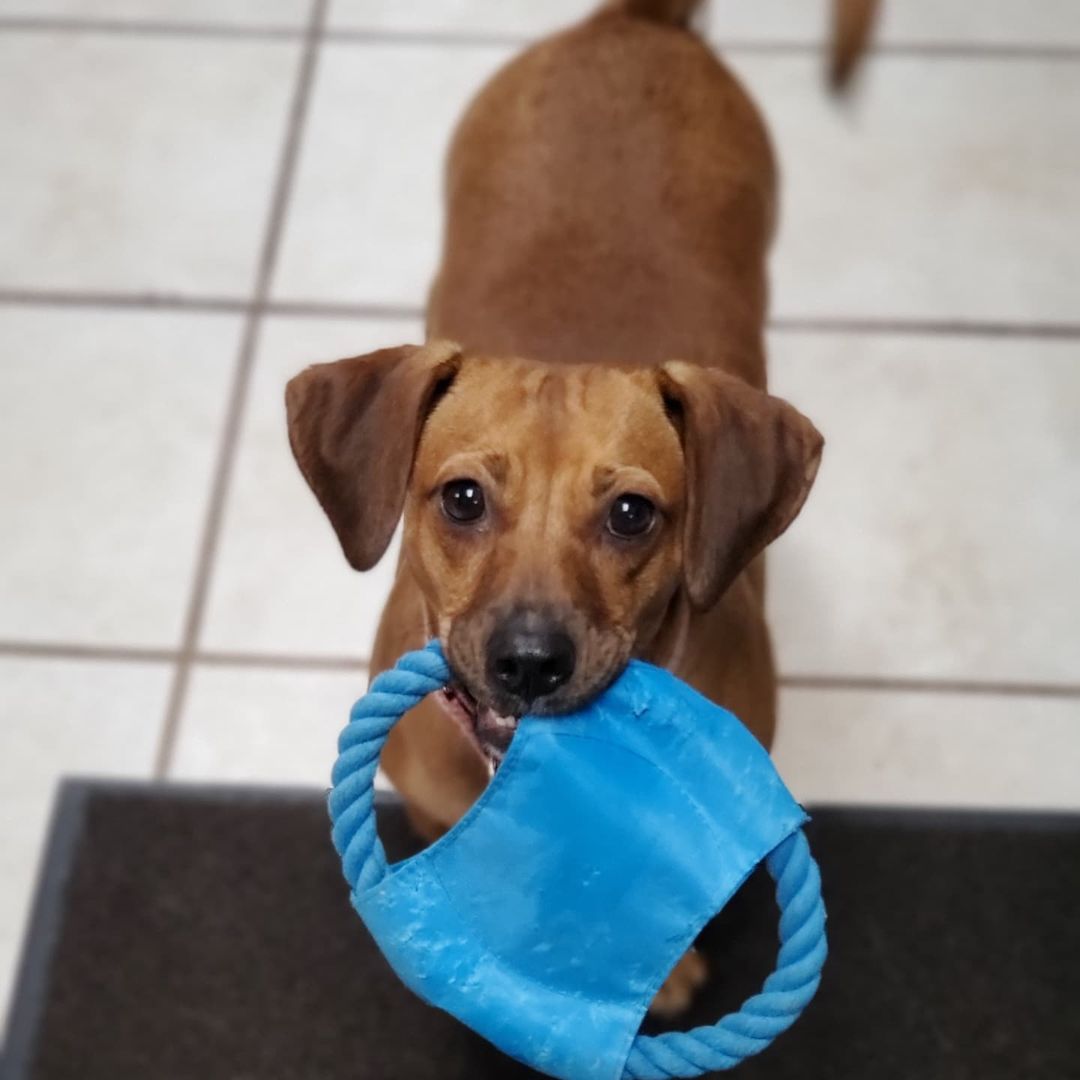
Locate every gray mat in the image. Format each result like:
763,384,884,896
3,782,1079,1079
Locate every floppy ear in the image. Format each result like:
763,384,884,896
659,361,824,610
285,340,462,570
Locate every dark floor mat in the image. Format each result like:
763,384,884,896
4,783,1079,1080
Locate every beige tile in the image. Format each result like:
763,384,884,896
0,308,239,647
732,53,1080,323
328,0,584,37
867,0,1080,48
328,0,1080,48
0,655,169,1025
0,32,297,296
708,0,1080,47
171,661,1080,809
276,37,1080,325
0,0,308,23
775,686,1080,809
767,332,1080,685
201,316,424,659
706,0,820,44
171,662,388,788
271,40,512,305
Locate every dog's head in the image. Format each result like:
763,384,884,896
287,340,821,760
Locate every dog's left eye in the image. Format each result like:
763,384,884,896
607,493,656,539
441,478,486,524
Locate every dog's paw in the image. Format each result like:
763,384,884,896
648,947,709,1018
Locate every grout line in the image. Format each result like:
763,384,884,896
326,26,533,50
0,289,422,322
0,640,175,665
2,638,1078,700
0,15,304,40
2,14,1080,62
779,674,1080,701
709,39,1080,63
274,309,1080,344
768,316,1080,342
196,649,367,672
0,288,249,315
265,298,427,321
334,36,1080,63
0,639,363,673
5,287,1080,342
858,41,1080,63
152,0,329,780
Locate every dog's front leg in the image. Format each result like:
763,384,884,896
650,948,709,1017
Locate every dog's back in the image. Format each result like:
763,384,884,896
428,0,875,386
429,1,774,386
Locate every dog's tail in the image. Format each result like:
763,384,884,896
828,0,880,90
599,0,879,89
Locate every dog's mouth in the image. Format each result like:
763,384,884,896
437,682,520,773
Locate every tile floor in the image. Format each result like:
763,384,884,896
1,0,1078,1029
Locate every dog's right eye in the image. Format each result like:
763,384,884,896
441,478,486,524
607,493,656,539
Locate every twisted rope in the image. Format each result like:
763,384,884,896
328,642,826,1079
622,829,826,1077
328,642,449,895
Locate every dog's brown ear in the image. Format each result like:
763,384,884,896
285,340,462,570
659,361,823,610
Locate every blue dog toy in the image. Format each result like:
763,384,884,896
329,642,826,1079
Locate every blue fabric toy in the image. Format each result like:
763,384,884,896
329,642,826,1079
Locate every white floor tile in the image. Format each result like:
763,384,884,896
170,662,375,788
775,686,1080,809
0,31,298,296
271,40,512,305
201,316,424,660
329,1,1080,50
709,0,1080,48
866,0,1080,48
768,332,1080,685
0,0,308,24
707,0,821,44
0,655,169,1027
276,38,1080,325
0,308,239,647
328,0,585,38
736,53,1080,323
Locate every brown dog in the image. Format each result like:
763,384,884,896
287,0,871,1015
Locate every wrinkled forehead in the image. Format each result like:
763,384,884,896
417,358,685,492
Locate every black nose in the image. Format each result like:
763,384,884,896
487,612,576,707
